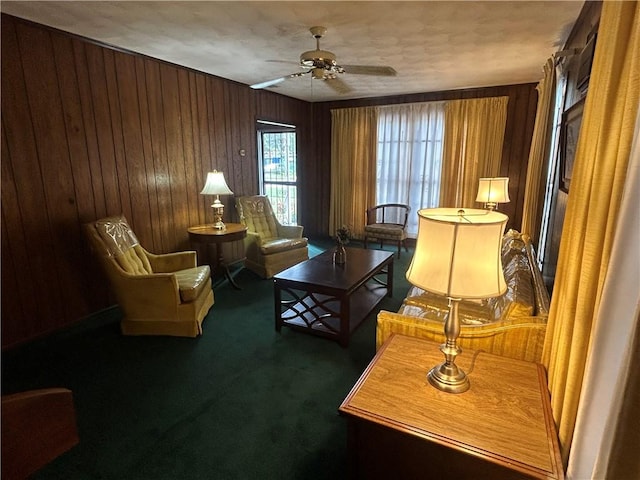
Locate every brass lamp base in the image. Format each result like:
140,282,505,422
211,198,226,230
212,219,226,230
427,297,470,394
427,361,470,394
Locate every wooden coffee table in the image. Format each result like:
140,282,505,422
273,247,394,347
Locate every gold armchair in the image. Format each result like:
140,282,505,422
236,195,309,278
364,203,411,258
84,214,214,337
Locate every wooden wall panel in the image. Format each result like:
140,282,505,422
134,56,162,252
1,14,309,348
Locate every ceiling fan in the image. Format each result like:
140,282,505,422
250,26,396,94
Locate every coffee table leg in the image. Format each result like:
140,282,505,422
387,259,394,298
339,295,350,347
274,282,283,332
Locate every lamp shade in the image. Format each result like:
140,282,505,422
476,177,510,204
200,171,233,196
406,208,508,299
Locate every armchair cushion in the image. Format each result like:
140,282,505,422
261,238,308,255
363,223,408,240
174,266,212,302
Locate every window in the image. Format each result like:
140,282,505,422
257,121,298,225
376,102,445,237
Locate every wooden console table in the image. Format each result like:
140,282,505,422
187,223,247,289
339,334,564,479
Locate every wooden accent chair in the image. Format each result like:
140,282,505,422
364,203,411,258
235,195,309,278
2,388,78,480
84,214,214,337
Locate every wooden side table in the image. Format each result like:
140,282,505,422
187,223,247,289
339,334,564,480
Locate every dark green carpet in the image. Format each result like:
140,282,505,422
2,240,413,480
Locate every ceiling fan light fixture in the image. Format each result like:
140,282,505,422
311,68,325,80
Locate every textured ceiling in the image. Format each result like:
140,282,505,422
1,1,584,102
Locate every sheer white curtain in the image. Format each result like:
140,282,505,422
376,102,445,237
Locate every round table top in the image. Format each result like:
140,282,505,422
187,223,247,241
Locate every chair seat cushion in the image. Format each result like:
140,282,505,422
260,238,308,255
364,223,407,240
174,265,211,302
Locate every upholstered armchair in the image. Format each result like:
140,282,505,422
84,214,214,337
363,203,411,258
235,195,309,278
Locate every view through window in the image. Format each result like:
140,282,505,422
257,121,298,225
376,102,445,237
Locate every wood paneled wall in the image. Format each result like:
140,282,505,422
1,13,540,348
306,84,539,235
1,14,310,348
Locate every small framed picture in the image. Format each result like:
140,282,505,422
559,98,585,193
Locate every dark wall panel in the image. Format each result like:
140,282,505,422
1,14,310,348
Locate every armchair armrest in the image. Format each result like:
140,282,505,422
243,231,263,255
109,271,183,319
145,250,197,272
523,239,551,316
277,224,303,239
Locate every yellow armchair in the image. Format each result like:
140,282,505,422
235,195,309,278
84,214,214,337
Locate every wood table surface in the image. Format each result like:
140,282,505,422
187,223,247,289
339,334,564,479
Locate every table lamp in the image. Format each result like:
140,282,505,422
476,177,510,210
200,170,233,230
406,208,508,393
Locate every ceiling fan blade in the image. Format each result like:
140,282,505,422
342,65,397,76
324,76,352,94
250,71,307,90
250,77,286,89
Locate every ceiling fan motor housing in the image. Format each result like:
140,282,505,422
300,49,337,69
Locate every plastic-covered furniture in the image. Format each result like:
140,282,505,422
235,195,308,278
84,214,214,337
